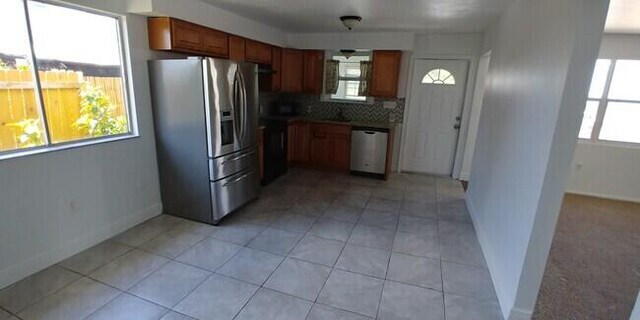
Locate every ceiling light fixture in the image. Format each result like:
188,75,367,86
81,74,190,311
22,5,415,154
340,49,357,59
340,15,362,31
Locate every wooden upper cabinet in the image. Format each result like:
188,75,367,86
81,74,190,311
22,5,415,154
228,35,246,61
171,20,203,52
148,17,228,58
203,28,229,57
271,46,282,91
303,50,324,94
281,49,304,93
370,50,402,98
245,39,272,64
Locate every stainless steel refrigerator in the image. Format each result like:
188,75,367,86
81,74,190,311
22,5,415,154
149,57,259,225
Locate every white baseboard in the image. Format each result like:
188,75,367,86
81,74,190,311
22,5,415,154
565,190,640,204
0,203,163,289
465,196,509,320
508,307,533,320
465,197,534,320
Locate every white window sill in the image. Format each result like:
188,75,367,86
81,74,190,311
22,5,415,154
320,95,374,105
577,138,640,149
0,133,140,161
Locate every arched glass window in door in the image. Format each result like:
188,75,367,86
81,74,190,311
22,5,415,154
422,68,456,85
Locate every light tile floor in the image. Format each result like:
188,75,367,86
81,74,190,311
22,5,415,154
0,168,503,320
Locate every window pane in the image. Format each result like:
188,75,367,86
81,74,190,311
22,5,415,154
331,80,366,101
578,100,599,139
588,59,611,99
0,0,46,152
599,102,640,143
329,53,370,102
27,1,130,144
608,60,640,101
422,68,456,85
345,81,360,97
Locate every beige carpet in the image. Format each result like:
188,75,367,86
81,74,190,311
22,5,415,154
533,194,640,319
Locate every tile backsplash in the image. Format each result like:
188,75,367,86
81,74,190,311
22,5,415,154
276,93,406,124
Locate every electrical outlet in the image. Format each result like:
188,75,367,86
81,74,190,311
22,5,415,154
383,101,396,109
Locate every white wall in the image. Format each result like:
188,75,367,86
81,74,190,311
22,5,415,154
466,0,609,319
129,0,288,46
631,291,640,320
287,32,415,51
0,0,164,289
0,0,288,289
413,33,483,57
566,33,640,203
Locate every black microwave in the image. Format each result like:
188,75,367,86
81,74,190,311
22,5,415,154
274,104,298,117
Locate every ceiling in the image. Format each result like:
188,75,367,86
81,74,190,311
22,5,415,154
200,0,640,34
605,0,640,33
199,0,514,33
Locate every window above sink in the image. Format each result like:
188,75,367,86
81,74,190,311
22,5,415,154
322,50,374,104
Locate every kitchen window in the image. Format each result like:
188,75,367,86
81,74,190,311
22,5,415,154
578,59,640,145
323,51,373,103
0,0,134,159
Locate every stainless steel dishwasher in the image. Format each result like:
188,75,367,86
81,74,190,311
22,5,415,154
350,126,389,179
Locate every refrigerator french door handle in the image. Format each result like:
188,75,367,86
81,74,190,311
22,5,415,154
232,69,242,143
237,68,248,145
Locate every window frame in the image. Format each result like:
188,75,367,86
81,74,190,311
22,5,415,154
0,0,137,161
321,50,374,104
579,59,640,148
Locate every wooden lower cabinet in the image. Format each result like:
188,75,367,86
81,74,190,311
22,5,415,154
328,132,350,170
288,122,310,164
309,127,330,166
309,123,350,170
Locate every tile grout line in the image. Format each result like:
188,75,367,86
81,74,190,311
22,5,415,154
305,198,351,319
229,207,311,320
9,238,139,318
0,305,20,320
374,192,402,319
436,182,448,320
6,171,475,320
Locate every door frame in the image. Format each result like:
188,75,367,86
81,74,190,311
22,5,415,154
399,54,479,178
460,50,492,181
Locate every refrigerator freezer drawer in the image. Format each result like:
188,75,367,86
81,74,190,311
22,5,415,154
210,167,259,222
350,128,388,175
209,147,258,181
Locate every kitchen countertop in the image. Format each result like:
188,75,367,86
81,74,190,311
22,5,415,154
261,115,395,130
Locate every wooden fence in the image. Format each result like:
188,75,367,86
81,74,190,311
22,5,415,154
0,69,125,152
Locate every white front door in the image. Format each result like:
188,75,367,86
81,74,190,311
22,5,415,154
402,59,469,175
